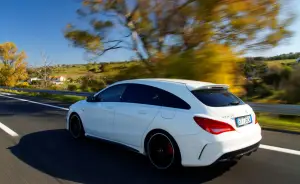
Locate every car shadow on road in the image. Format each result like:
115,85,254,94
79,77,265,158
8,129,237,184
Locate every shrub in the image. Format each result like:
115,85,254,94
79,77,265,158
282,66,300,103
244,80,273,98
88,68,96,72
255,83,273,98
30,80,42,85
67,78,74,83
16,82,30,88
262,63,283,89
281,66,292,80
49,85,60,90
79,74,106,92
67,84,77,91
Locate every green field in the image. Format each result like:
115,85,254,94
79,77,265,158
51,62,140,80
265,59,296,66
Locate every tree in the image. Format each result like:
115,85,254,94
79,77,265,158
66,0,293,60
33,52,55,88
0,42,28,87
65,0,294,94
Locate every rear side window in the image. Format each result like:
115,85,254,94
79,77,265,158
121,83,190,109
158,90,191,110
122,84,160,106
191,89,245,107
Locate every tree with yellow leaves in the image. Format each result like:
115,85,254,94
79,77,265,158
0,42,28,87
65,0,294,94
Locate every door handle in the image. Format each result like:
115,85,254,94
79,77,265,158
138,110,147,114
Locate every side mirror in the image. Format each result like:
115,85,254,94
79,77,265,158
86,95,100,102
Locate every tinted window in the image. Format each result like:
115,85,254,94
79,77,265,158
158,90,191,110
97,84,127,102
122,83,190,109
191,89,245,107
122,84,160,106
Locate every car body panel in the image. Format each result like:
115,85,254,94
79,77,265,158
80,102,116,138
113,102,160,147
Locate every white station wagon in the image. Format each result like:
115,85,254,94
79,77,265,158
66,78,262,170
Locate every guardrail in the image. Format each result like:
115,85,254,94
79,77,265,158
0,86,299,116
0,86,93,97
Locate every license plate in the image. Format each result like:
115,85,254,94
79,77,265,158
235,115,252,127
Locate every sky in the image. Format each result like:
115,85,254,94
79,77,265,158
0,0,299,66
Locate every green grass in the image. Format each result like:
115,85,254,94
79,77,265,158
0,89,85,103
265,59,296,66
258,113,300,133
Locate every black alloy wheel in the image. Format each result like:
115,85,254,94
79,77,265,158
147,132,180,170
69,114,84,139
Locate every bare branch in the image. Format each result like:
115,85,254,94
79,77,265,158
94,40,124,57
102,33,131,44
98,46,122,56
102,40,123,44
101,32,133,50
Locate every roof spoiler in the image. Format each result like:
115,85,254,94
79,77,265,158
190,84,229,91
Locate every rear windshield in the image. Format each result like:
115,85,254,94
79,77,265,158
191,89,245,107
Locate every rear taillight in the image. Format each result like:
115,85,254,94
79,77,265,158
193,117,235,135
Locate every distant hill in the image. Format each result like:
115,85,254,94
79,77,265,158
247,52,300,62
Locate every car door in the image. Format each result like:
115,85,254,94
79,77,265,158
112,84,161,147
82,84,127,139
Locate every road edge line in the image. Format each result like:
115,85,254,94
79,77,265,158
0,122,19,137
259,144,300,156
0,94,69,111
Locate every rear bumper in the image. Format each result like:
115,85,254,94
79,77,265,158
175,124,262,167
216,141,260,162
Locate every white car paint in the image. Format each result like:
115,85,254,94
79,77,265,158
113,102,160,147
66,78,262,167
81,101,116,139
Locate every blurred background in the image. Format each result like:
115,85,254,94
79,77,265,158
0,0,299,105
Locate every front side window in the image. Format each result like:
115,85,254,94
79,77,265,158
97,84,127,102
191,89,245,107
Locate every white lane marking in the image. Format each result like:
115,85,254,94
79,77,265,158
0,94,69,111
1,94,300,156
259,144,300,156
0,92,12,96
0,122,19,137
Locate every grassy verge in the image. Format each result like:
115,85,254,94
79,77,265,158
0,89,85,103
257,113,300,133
1,89,300,133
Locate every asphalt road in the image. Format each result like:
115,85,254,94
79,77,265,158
0,93,300,184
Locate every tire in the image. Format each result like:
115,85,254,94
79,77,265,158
146,131,181,170
69,113,85,139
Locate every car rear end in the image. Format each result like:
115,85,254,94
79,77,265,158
177,84,262,167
